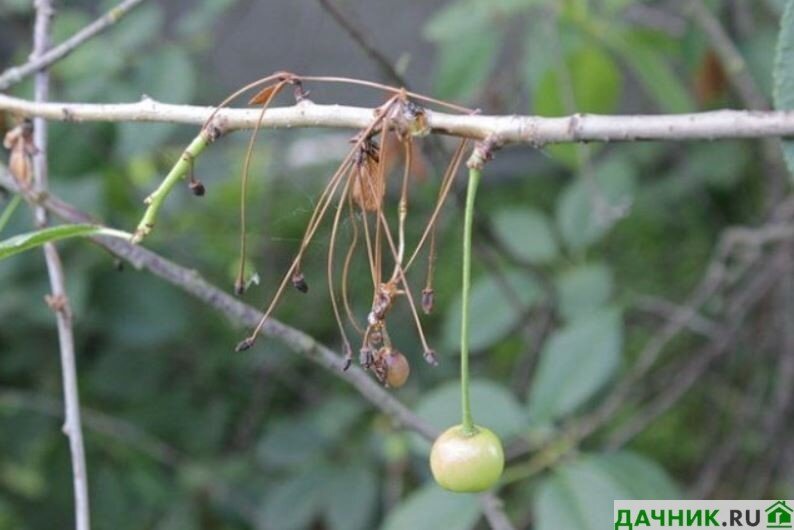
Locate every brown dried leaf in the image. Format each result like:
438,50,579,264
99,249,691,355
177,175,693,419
352,157,385,212
3,127,20,150
248,84,278,105
9,149,32,188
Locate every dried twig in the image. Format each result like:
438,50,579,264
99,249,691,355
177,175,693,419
0,0,149,90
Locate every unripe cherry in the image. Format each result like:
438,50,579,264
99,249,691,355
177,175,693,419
430,424,504,493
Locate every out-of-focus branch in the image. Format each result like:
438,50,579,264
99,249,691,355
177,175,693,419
686,0,769,111
28,1,91,529
0,386,260,524
685,0,787,209
631,294,721,339
4,93,794,144
0,386,180,466
500,199,794,483
0,0,149,90
605,248,788,449
576,204,794,440
315,0,406,87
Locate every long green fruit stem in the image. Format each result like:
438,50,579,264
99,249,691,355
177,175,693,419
460,166,481,435
132,132,209,243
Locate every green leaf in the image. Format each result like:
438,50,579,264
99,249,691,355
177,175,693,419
523,18,564,94
442,269,543,353
0,224,130,261
528,308,622,421
611,31,695,113
534,45,622,166
91,272,190,349
556,155,636,252
424,0,490,42
534,46,622,116
491,207,559,264
52,11,123,86
533,452,680,530
259,469,330,530
323,466,377,530
109,4,164,53
533,454,631,530
257,396,364,469
555,262,613,321
116,46,196,158
434,29,499,102
595,452,681,499
742,28,778,103
424,0,536,42
381,482,480,530
773,0,794,178
256,417,327,469
685,142,749,190
413,379,528,453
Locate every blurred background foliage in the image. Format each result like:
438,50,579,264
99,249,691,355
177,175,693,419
1,0,793,529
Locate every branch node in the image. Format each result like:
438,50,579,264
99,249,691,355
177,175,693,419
203,116,228,143
45,293,71,317
467,135,499,170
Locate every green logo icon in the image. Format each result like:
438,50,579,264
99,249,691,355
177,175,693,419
766,501,793,529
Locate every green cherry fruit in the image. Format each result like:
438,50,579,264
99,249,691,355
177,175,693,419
430,424,504,493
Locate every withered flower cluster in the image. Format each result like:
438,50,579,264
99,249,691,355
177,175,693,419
189,73,472,388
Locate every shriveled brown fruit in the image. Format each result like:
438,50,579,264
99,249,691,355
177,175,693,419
385,349,410,388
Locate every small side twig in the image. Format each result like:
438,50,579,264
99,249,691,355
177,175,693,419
0,0,149,91
132,129,213,242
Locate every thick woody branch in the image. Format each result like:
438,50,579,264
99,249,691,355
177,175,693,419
3,93,794,144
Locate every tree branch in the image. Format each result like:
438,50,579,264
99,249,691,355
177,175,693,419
3,93,794,145
0,0,149,91
29,1,91,529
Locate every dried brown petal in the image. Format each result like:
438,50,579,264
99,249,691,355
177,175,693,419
248,84,278,105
